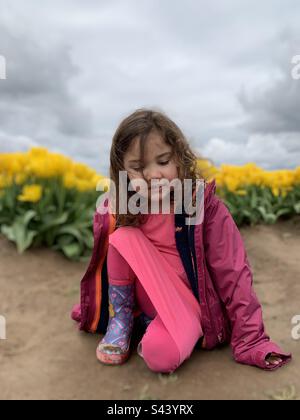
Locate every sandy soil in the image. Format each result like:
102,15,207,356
0,216,299,400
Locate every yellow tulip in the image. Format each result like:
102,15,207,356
18,185,43,203
236,189,247,196
271,186,280,197
203,161,300,192
63,173,78,189
15,173,27,185
1,150,299,197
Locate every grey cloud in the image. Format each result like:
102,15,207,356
201,133,300,170
1,0,300,174
0,21,93,144
238,30,300,134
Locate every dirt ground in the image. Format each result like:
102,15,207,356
0,216,299,400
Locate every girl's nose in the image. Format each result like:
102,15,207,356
143,166,163,182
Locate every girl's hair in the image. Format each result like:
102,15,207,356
109,107,210,228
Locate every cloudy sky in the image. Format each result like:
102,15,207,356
0,0,299,176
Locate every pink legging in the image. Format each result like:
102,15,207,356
107,243,191,373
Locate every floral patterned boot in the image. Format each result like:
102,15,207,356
96,283,135,365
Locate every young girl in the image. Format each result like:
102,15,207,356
71,108,292,373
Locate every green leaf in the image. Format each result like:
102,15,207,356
294,202,300,214
257,206,276,224
257,205,267,218
250,188,258,209
17,230,38,253
275,208,291,218
39,212,69,232
242,209,252,218
23,210,37,226
81,228,94,248
1,217,38,253
57,234,74,247
61,242,82,259
1,225,15,241
56,225,83,243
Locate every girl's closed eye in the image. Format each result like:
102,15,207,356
132,161,170,171
132,166,144,172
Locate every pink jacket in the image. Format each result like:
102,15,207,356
71,179,292,370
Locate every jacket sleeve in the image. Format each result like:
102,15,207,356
203,196,292,371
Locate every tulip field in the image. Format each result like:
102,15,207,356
0,148,107,261
200,160,300,226
0,147,299,261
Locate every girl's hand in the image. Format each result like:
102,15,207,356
265,352,283,366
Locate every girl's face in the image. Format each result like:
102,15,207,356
123,131,179,205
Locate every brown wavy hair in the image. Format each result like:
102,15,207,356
109,107,210,228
